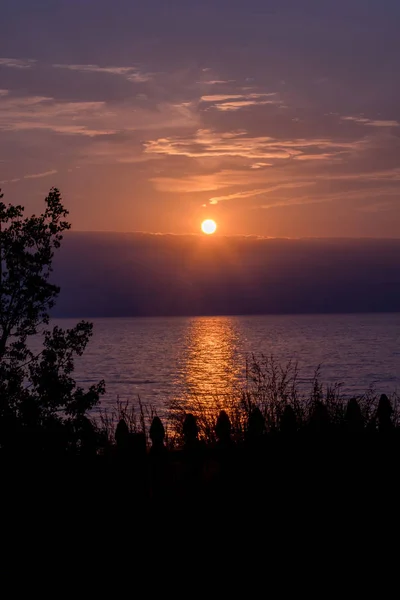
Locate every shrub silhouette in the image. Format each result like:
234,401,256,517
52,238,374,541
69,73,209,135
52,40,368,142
309,401,330,434
345,398,364,434
376,394,393,434
280,405,297,436
215,410,232,444
150,416,165,449
115,419,130,451
0,187,104,455
247,407,265,440
182,413,199,447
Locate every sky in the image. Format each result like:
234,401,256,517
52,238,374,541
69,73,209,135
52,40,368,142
1,0,400,237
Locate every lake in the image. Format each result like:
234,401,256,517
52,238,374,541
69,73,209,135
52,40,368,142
43,313,400,418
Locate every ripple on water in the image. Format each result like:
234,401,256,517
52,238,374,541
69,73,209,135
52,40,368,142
29,313,400,414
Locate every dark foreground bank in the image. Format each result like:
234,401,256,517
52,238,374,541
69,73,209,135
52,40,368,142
2,394,400,514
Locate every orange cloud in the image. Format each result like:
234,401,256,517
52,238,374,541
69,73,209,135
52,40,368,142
144,129,359,160
200,92,280,111
209,182,315,204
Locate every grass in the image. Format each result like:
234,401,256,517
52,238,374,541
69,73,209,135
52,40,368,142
96,354,400,448
97,396,155,446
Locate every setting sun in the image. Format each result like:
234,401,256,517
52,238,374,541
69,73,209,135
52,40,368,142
201,219,217,235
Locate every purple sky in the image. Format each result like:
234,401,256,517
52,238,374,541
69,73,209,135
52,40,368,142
1,0,400,237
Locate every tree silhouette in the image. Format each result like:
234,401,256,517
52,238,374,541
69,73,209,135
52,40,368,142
0,187,105,452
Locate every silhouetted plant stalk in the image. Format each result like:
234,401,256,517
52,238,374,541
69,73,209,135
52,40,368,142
100,354,400,448
98,396,157,447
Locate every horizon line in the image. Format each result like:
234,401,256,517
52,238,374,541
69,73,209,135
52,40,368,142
51,310,400,320
66,230,400,241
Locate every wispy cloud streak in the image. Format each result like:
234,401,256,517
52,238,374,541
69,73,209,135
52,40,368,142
0,58,36,69
341,116,400,127
53,63,152,82
209,182,315,204
24,169,57,179
145,129,360,160
200,92,281,111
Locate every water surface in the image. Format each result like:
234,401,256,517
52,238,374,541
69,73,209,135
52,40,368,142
43,313,400,416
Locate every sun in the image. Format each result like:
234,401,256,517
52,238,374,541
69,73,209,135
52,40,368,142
201,219,217,235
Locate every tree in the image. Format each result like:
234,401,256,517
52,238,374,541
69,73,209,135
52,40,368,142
0,187,105,453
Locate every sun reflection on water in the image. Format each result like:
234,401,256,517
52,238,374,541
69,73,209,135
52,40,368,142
177,317,243,408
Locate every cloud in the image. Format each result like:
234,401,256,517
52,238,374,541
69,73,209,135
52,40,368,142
257,196,326,210
144,128,358,160
53,63,152,82
197,79,236,85
366,120,400,127
0,94,197,138
0,58,36,69
1,61,399,229
0,170,57,185
341,116,400,127
0,177,21,184
209,188,270,204
24,170,57,179
316,167,400,183
294,153,337,161
0,94,115,136
209,182,315,204
258,185,400,212
150,169,288,194
200,94,277,102
151,173,227,193
151,162,400,202
78,139,161,165
200,92,280,111
213,100,280,111
341,116,370,124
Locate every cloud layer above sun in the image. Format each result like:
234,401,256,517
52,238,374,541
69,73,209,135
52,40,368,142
0,0,400,237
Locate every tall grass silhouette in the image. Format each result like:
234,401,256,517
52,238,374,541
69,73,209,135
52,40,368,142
98,355,400,447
